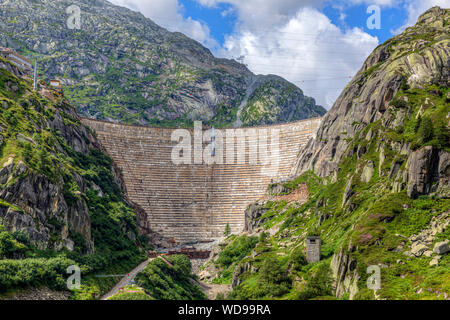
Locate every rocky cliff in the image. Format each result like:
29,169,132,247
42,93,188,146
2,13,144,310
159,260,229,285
0,0,325,127
293,6,449,199
0,54,143,253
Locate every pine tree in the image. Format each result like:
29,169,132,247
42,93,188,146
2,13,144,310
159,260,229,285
224,223,231,237
434,121,449,149
418,116,434,145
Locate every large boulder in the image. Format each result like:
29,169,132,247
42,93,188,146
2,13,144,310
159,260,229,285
411,243,428,257
433,240,450,255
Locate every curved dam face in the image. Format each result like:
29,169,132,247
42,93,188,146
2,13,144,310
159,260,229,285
82,118,321,245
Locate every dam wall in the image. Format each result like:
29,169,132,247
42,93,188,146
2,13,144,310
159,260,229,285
82,118,322,245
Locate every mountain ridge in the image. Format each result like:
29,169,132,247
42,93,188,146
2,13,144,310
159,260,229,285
0,0,326,128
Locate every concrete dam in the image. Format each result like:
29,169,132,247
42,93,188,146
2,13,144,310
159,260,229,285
82,118,322,245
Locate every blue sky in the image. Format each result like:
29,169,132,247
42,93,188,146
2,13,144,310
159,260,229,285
178,0,408,45
110,0,448,108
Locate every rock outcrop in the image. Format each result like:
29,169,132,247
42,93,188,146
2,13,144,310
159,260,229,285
244,203,270,234
330,248,360,300
406,146,438,198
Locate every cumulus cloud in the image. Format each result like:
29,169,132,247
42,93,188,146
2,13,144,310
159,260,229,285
208,3,379,109
109,0,218,49
197,0,325,31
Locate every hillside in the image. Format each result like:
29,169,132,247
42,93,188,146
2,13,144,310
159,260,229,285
201,7,450,300
0,0,326,128
0,56,149,299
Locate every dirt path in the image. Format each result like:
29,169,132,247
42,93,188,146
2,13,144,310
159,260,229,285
101,258,152,300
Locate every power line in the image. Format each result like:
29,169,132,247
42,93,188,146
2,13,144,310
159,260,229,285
226,45,370,56
236,53,368,61
247,61,360,68
293,76,353,82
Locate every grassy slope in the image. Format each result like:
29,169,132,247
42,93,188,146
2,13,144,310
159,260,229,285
136,255,205,300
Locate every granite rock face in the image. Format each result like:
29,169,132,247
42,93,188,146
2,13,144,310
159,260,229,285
293,7,449,200
244,202,270,234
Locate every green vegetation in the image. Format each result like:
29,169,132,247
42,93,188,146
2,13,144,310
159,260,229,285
216,235,259,270
0,64,147,299
224,223,231,237
136,255,205,300
108,285,153,300
0,225,27,259
241,80,324,127
295,263,333,300
391,85,450,151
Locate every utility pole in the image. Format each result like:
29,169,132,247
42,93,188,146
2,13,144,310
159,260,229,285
211,127,215,157
33,59,37,91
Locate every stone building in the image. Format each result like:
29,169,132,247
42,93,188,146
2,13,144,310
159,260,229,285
306,236,321,263
0,47,33,73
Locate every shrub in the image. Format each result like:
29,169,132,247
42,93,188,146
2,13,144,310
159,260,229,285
216,235,259,269
0,257,75,292
296,264,333,300
136,255,205,300
391,98,408,108
257,256,291,298
0,231,26,258
433,121,449,149
290,247,308,272
224,223,231,237
22,142,34,165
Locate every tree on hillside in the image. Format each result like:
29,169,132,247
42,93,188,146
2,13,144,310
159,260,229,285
418,116,434,145
224,223,231,237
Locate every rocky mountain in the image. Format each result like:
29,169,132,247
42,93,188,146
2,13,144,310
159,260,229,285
0,0,326,127
294,6,450,197
201,7,449,300
0,55,149,297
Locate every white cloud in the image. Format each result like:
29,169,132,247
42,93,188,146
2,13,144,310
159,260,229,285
108,0,218,49
212,4,379,109
197,0,325,32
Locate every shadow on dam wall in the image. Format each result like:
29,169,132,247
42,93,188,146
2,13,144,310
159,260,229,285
82,118,322,246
